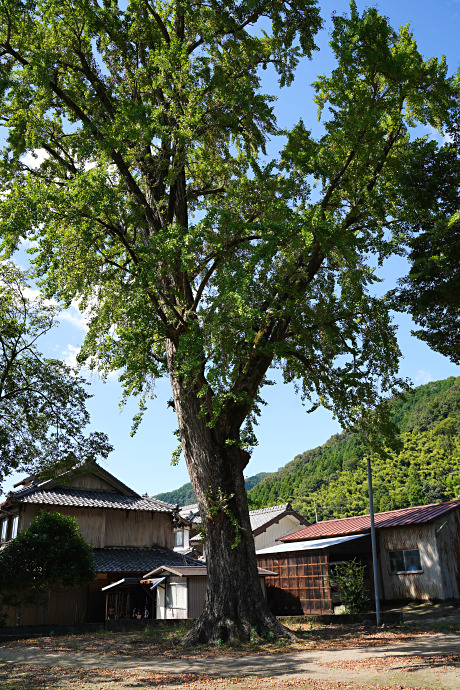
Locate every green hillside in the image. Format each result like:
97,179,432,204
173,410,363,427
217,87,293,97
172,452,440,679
248,377,460,523
155,472,269,506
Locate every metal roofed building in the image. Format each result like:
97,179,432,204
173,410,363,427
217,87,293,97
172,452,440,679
256,500,460,614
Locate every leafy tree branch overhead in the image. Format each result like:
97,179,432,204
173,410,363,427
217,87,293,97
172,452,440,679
0,261,113,490
0,0,458,642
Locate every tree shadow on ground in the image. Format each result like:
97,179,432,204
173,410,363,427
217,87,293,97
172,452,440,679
0,665,212,689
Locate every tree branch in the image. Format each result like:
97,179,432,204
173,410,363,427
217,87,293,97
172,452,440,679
142,0,171,44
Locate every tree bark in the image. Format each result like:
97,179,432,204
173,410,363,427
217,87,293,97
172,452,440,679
166,341,291,644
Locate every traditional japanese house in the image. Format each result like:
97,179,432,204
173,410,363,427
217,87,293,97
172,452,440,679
257,499,460,615
0,462,201,626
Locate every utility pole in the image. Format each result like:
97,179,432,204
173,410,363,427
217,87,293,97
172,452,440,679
314,501,319,523
367,456,381,626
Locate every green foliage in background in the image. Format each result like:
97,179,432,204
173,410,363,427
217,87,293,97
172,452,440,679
156,472,269,506
0,511,95,601
0,262,112,491
249,377,460,521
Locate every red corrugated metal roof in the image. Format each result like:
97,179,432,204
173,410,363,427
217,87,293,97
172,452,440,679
280,499,460,541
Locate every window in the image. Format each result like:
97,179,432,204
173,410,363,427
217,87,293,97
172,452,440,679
0,519,7,542
174,529,184,547
165,582,187,609
389,548,422,574
10,515,18,540
0,515,19,543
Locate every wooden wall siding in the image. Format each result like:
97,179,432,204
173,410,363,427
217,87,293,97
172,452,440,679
68,474,115,491
104,510,174,548
20,504,45,530
434,509,460,599
3,587,89,627
48,506,107,548
48,587,89,625
379,523,443,600
259,576,266,599
254,515,304,550
257,552,332,615
188,576,207,619
20,505,174,549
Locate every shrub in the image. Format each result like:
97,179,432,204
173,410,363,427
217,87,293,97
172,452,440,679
330,559,370,614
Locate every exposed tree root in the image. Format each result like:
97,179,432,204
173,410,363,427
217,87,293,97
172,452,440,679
182,608,297,646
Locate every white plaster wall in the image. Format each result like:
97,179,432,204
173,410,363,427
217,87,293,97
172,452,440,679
254,515,305,550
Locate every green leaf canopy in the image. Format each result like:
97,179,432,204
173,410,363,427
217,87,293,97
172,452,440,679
1,2,457,440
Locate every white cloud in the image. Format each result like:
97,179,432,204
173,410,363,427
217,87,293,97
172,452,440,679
22,286,57,308
19,284,90,333
62,343,81,369
20,238,39,249
424,125,453,145
20,148,49,169
19,148,97,173
415,369,434,385
59,305,89,333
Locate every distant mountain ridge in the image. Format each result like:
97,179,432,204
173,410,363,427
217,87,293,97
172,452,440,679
155,472,270,505
248,377,460,523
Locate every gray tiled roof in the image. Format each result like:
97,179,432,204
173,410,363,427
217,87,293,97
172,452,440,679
187,502,294,537
249,503,291,531
93,545,202,573
179,504,201,523
12,487,176,512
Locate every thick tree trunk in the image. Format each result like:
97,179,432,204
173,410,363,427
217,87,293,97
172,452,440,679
167,344,291,644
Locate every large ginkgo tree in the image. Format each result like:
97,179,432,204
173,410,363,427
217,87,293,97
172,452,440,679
0,0,458,642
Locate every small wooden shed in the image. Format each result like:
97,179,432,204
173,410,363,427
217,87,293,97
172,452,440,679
102,565,275,620
142,565,208,619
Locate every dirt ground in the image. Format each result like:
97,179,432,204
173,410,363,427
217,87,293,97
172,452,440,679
390,600,460,627
1,607,460,689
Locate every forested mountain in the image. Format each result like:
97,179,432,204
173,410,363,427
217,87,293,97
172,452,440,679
248,377,460,523
155,472,269,506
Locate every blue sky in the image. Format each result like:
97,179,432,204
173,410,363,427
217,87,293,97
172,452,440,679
1,0,460,499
